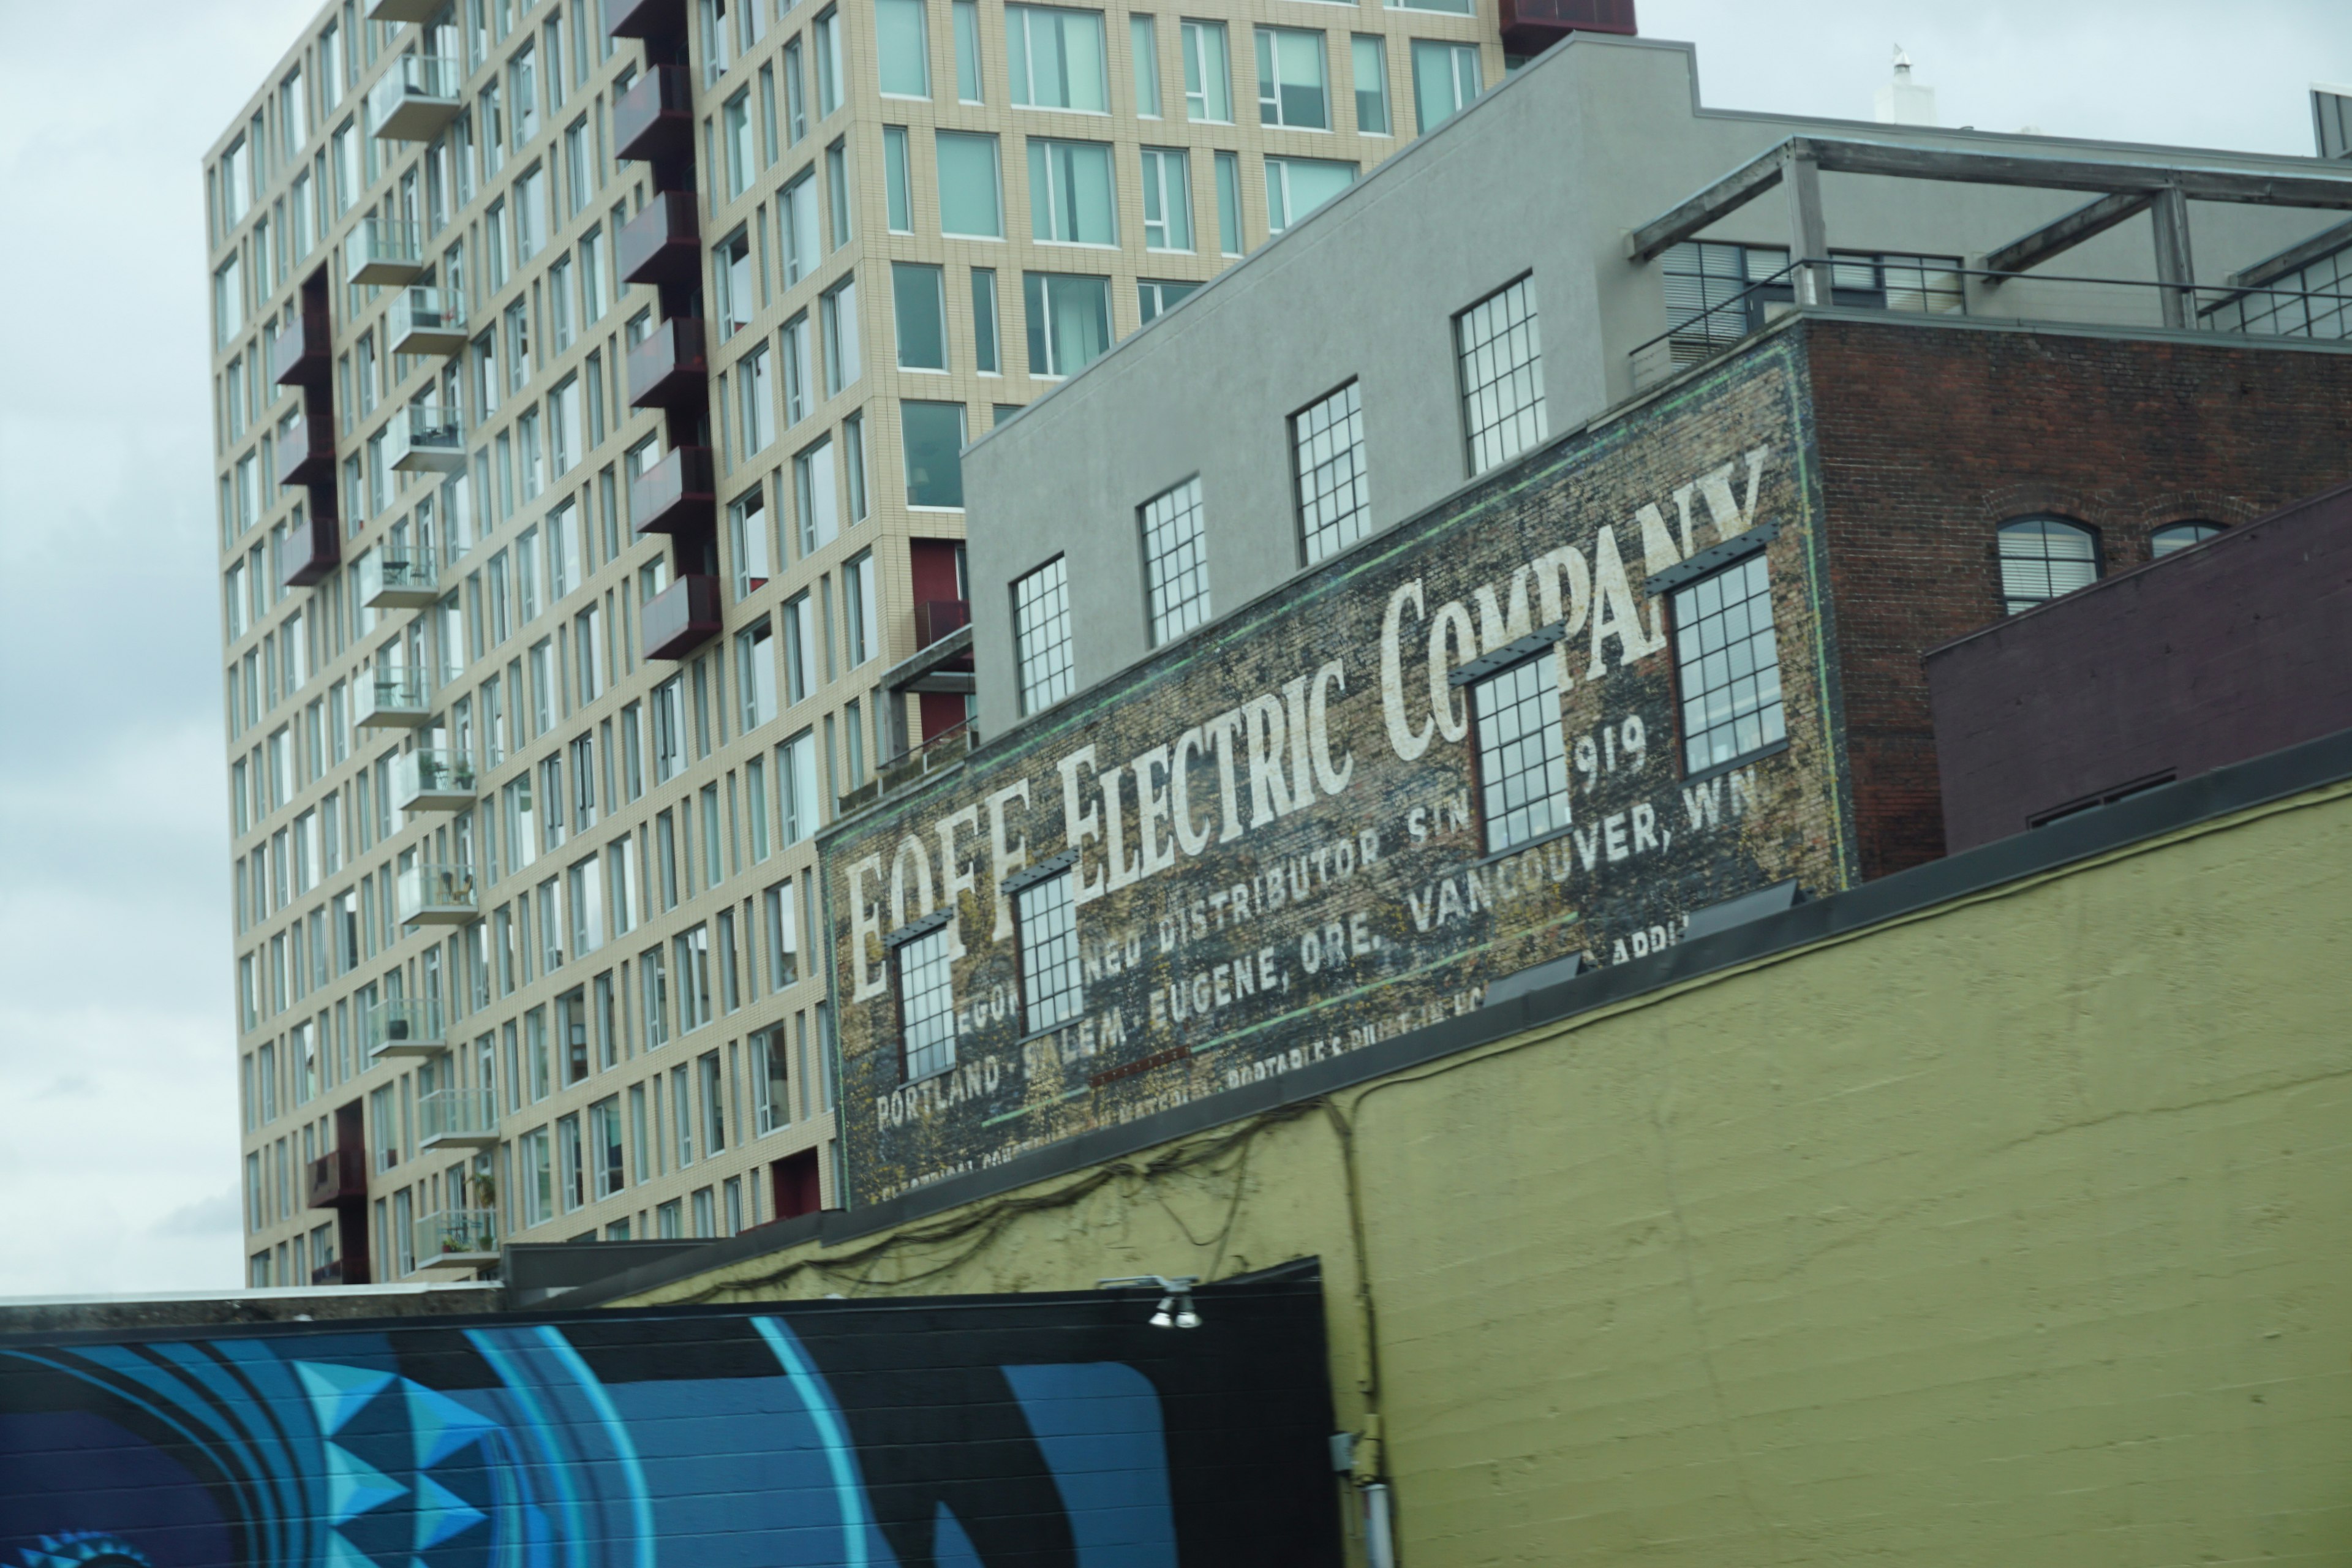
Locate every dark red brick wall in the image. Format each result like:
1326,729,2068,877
1802,320,2352,878
1923,481,2352,850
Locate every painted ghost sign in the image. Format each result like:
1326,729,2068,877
826,341,1853,1204
0,1285,1340,1567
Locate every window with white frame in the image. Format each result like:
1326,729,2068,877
843,550,878,666
1140,477,1210,644
1255,26,1328,129
1023,271,1112,375
1455,274,1546,475
1006,4,1109,112
1029,138,1118,245
893,920,957,1080
1012,556,1075,714
1015,865,1083,1032
877,0,931,96
1294,380,1367,565
1181,20,1231,122
1670,551,1786,774
729,488,771,597
1468,649,1571,854
1140,147,1191,250
737,619,777,729
1264,156,1353,233
1410,39,1480,134
937,131,1003,237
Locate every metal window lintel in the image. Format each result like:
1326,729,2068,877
1449,620,1568,689
1644,515,1783,600
1001,846,1080,899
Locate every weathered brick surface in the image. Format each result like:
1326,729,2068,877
1802,320,2352,876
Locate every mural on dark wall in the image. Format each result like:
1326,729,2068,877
0,1286,1341,1568
824,339,1856,1204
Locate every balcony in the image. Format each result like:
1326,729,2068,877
398,861,480,926
310,1258,346,1286
916,598,971,646
386,404,466,472
354,668,437,729
626,315,707,409
613,65,693,162
418,1088,499,1152
630,445,715,537
306,1145,368,1208
412,1208,499,1272
1496,0,1638,54
277,410,334,488
282,509,341,590
394,748,480,812
368,0,447,23
617,190,700,286
362,997,445,1060
358,549,440,609
388,285,467,356
368,55,462,140
602,0,687,44
347,217,424,287
641,574,722,661
271,309,330,388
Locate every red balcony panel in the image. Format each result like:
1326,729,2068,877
641,574,723,661
281,507,342,590
914,598,971,647
627,315,709,410
614,65,695,163
306,1145,369,1208
617,190,700,287
277,410,335,488
603,0,685,42
1498,0,1636,55
271,309,331,388
630,445,716,537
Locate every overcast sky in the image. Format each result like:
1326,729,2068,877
0,0,2343,1300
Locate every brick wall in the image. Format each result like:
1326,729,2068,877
1803,320,2352,876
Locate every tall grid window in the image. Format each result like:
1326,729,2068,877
1140,478,1210,644
1294,380,1368,565
2204,241,2351,340
1013,556,1074,714
1456,276,1546,476
1997,516,2100,615
1671,552,1785,774
894,924,956,1081
1469,654,1571,854
1016,870,1082,1032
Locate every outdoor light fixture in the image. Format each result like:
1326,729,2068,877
1098,1275,1202,1329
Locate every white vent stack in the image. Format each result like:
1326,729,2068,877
1875,47,1938,127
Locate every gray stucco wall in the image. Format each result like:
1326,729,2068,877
962,32,2340,740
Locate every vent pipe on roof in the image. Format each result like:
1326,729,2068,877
1875,45,1939,127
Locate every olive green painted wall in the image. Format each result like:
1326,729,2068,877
619,777,2352,1565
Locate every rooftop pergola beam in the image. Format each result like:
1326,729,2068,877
1983,192,2153,279
1623,140,1797,262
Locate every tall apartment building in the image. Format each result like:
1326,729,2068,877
206,0,1593,1284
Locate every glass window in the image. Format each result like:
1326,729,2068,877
724,89,755,198
781,311,812,423
1028,138,1117,245
1007,4,1109,113
821,276,860,393
1013,556,1074,713
1264,156,1354,233
895,924,957,1080
1471,652,1571,854
1131,15,1162,116
1671,552,1786,772
884,123,913,232
1016,869,1083,1031
902,401,968,508
1137,277,1198,322
1255,27,1327,129
936,131,1003,236
876,0,932,97
2207,241,2352,340
893,261,948,369
972,268,1001,372
715,226,755,336
1140,477,1209,644
844,550,879,666
1215,149,1242,255
737,619,777,729
1351,36,1389,134
1456,274,1547,475
780,170,820,285
1998,516,2101,614
1181,20,1231,123
1023,271,1112,376
1294,379,1368,564
1140,146,1191,251
737,341,775,454
2150,520,2224,557
954,0,984,101
814,7,843,116
826,138,852,249
794,435,839,553
1411,39,1481,134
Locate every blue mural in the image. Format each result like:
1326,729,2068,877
0,1294,1340,1568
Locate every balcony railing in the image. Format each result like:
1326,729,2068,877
362,996,446,1058
354,668,438,729
282,509,341,590
876,718,979,799
641,574,722,660
602,0,687,42
629,445,715,536
347,216,424,287
413,1208,499,1266
387,404,466,472
276,410,334,488
394,748,480,812
915,598,971,646
358,549,441,608
369,54,462,140
398,861,480,925
271,310,330,388
418,1088,499,1150
613,64,693,162
388,285,467,356
311,1257,346,1286
626,315,707,409
617,190,700,286
306,1145,368,1208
